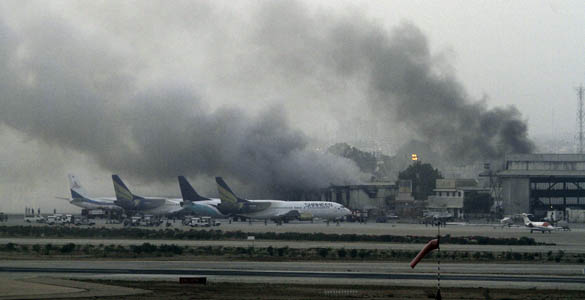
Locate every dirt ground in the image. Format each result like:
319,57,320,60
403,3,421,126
58,280,585,300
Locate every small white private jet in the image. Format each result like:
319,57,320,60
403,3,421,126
521,213,555,234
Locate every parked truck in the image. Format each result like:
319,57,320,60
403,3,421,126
123,215,163,227
46,214,65,225
24,208,45,223
183,216,220,227
201,216,220,227
74,217,95,226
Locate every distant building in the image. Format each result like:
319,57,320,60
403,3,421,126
426,179,490,220
496,154,585,219
293,180,436,218
395,180,421,217
323,183,395,213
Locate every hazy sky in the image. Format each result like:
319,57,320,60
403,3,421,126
0,1,584,213
358,1,585,141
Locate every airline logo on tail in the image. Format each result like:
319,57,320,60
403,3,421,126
215,177,272,215
113,176,134,202
215,177,245,214
112,174,144,209
216,177,242,204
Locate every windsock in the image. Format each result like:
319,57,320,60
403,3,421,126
409,239,439,268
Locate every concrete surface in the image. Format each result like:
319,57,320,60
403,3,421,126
0,277,149,299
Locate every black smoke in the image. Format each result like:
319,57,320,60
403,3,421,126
365,24,534,162
0,1,533,198
0,13,363,195
251,2,534,162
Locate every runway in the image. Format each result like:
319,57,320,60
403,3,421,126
1,260,585,291
2,266,585,284
2,260,584,276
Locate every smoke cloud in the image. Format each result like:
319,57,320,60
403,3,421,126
366,25,534,162
251,2,535,162
0,1,533,202
0,6,363,196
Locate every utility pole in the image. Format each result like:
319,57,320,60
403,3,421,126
578,85,584,154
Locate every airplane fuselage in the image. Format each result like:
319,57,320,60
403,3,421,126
522,213,554,233
137,197,184,215
183,199,225,218
213,177,351,221
70,197,121,211
237,200,350,220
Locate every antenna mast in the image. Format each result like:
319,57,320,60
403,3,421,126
578,85,585,153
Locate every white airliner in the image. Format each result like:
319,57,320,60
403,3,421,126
215,177,351,222
522,213,555,233
112,175,183,216
58,174,121,211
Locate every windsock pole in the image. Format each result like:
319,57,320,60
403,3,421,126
437,221,441,299
408,219,443,299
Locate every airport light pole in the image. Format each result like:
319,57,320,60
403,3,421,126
436,220,441,300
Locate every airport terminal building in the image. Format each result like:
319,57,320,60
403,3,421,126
497,154,585,219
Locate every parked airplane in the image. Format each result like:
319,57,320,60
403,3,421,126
57,174,121,211
500,216,514,227
215,177,351,222
522,213,555,233
112,175,183,216
178,176,225,218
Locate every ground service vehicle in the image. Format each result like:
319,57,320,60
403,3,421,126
201,216,220,227
47,214,68,225
74,217,95,226
186,217,203,227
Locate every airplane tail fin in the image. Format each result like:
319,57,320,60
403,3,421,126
521,213,532,226
215,177,270,215
68,174,88,199
178,176,210,202
215,177,246,204
112,174,142,209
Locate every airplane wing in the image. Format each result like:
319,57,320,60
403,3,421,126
134,198,167,210
55,196,71,201
241,201,271,213
275,210,301,219
167,206,187,216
